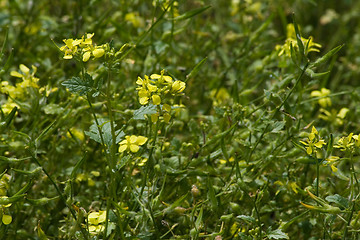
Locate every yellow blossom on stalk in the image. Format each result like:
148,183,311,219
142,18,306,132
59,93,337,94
334,133,357,152
311,88,332,108
136,70,186,106
60,33,105,62
60,38,82,59
0,196,12,225
88,210,106,235
300,126,326,155
119,135,148,153
323,156,340,172
276,24,321,57
318,108,349,125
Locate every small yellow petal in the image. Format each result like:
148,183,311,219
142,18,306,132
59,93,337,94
93,48,105,58
129,135,137,143
130,144,140,153
119,144,127,152
10,71,23,78
306,147,313,155
19,64,30,74
152,95,161,105
136,136,148,145
83,51,91,62
2,215,12,225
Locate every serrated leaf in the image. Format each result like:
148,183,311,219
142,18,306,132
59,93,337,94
268,229,289,239
133,104,157,120
236,215,256,223
325,194,349,209
84,119,124,146
43,103,64,115
62,75,93,96
271,121,285,133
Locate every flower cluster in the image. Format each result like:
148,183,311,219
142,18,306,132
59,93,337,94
0,174,11,225
300,126,326,155
60,33,106,62
276,24,322,57
88,210,106,235
136,70,186,123
119,135,148,153
1,64,39,114
310,88,349,126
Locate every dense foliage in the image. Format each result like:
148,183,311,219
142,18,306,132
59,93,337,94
1,0,360,239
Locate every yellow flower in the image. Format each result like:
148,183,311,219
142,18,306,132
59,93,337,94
334,133,355,151
318,107,349,125
60,38,81,59
276,24,321,57
323,156,340,172
0,196,12,225
300,126,326,155
152,94,161,105
88,210,106,234
311,88,331,108
119,135,148,153
171,80,186,94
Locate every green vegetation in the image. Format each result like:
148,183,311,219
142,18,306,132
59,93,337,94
1,0,360,239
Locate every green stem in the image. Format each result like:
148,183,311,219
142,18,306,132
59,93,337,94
316,157,320,196
140,119,160,197
27,149,89,240
248,63,309,161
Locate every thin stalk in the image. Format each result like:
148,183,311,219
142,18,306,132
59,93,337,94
316,157,320,196
248,63,309,161
140,120,160,197
27,149,89,240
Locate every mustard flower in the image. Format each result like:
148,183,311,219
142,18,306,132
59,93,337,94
334,133,356,152
0,196,12,225
119,135,148,153
276,24,321,57
10,64,39,87
88,210,106,234
136,70,186,106
60,33,105,62
318,107,349,125
310,88,331,108
300,126,326,155
323,156,340,172
60,38,82,59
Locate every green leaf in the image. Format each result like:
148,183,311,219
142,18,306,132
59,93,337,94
11,167,42,177
310,44,344,68
207,178,218,211
325,194,349,209
70,153,87,180
267,229,289,239
0,106,17,128
172,5,211,21
326,134,333,158
236,215,256,224
186,57,207,81
84,119,124,146
61,74,93,96
133,104,157,120
195,206,203,230
292,14,305,60
27,196,59,206
43,103,64,115
271,121,285,133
